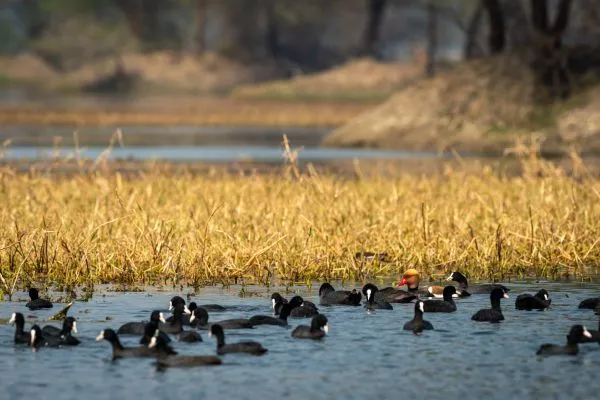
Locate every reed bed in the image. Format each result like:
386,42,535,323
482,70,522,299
0,144,600,295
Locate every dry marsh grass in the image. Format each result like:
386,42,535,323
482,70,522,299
0,143,599,295
0,99,371,128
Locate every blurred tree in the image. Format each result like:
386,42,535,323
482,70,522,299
361,0,387,57
265,0,280,57
425,1,437,76
192,0,209,54
482,0,504,53
529,0,573,99
464,1,484,58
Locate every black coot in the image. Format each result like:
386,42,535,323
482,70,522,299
376,286,417,303
403,300,434,334
272,294,318,317
471,288,509,322
149,335,221,367
423,286,457,313
291,314,329,340
249,298,301,327
191,301,233,312
42,317,80,346
189,307,253,329
197,304,228,312
515,289,551,311
444,271,471,297
177,302,226,325
9,312,30,344
160,304,189,334
208,324,267,355
163,304,201,343
29,325,46,350
536,325,593,356
140,319,171,345
446,272,509,295
29,325,62,349
319,283,362,306
118,310,166,335
271,293,288,315
578,297,600,310
26,288,53,310
362,284,393,310
95,329,154,359
166,296,190,322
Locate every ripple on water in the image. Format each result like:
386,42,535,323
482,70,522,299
1,281,600,400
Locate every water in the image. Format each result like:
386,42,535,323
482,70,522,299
1,282,600,400
0,124,445,163
1,145,440,163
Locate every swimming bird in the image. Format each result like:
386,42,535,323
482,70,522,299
272,294,319,317
117,310,166,335
579,317,600,345
8,312,30,344
249,299,300,327
29,325,46,350
515,289,551,311
197,303,228,312
25,288,53,310
149,335,221,367
29,325,62,350
578,297,600,310
139,319,170,345
162,304,201,342
167,296,190,314
137,317,172,345
208,324,268,355
160,304,190,335
396,269,437,297
446,271,510,295
291,314,329,340
271,293,288,314
536,325,593,356
403,300,434,334
42,317,80,346
471,288,509,323
189,307,254,329
96,329,155,359
362,284,393,310
318,283,362,306
423,286,457,313
376,286,417,303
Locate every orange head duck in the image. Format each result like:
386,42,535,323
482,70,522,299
396,269,421,292
396,269,447,297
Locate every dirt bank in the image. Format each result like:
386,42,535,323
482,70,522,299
323,52,600,156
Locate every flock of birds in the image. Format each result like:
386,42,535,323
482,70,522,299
6,269,600,367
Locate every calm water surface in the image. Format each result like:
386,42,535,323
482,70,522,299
1,281,600,400
1,145,440,163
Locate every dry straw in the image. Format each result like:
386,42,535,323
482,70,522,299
0,133,599,292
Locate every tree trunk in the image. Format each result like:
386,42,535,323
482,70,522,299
425,2,437,77
482,0,505,54
361,0,387,57
193,0,209,55
529,0,574,100
464,2,485,59
265,0,279,58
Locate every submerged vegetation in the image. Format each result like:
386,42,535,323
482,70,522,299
1,142,600,295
